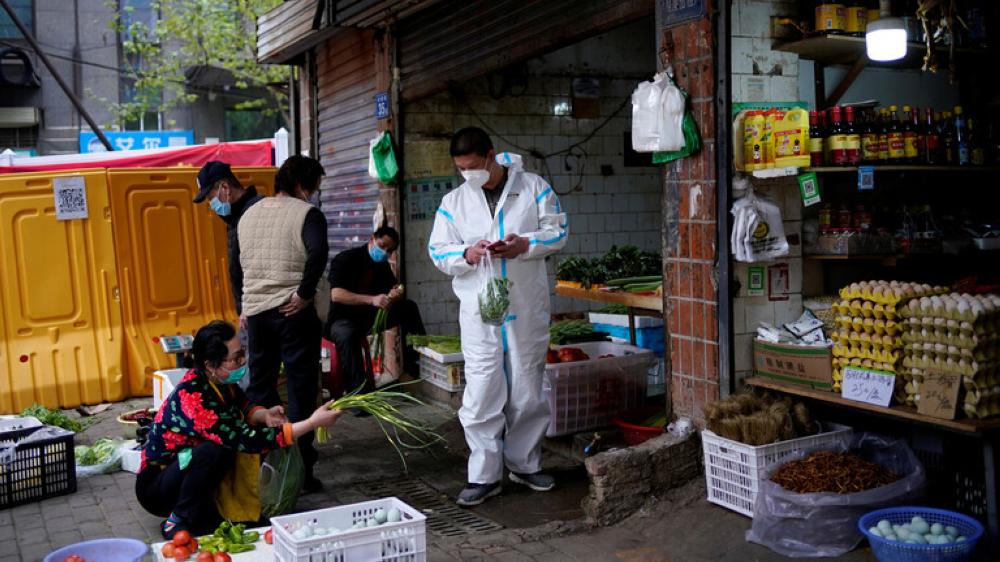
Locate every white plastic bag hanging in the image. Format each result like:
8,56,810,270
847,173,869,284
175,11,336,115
631,71,686,153
477,252,512,326
731,187,789,263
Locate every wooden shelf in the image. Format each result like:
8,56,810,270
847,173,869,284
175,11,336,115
773,35,991,67
554,285,663,313
811,165,1000,173
745,376,1000,435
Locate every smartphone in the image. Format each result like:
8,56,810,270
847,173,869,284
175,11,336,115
487,241,507,251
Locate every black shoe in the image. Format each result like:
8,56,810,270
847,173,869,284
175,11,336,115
302,475,324,494
161,518,187,541
456,482,501,507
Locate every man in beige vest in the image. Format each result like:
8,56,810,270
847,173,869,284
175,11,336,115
239,155,329,492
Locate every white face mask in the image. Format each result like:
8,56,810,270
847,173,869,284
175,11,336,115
461,161,491,189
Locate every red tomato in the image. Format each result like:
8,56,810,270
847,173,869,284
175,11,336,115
172,530,191,547
188,538,198,552
264,528,273,545
161,543,175,558
213,553,232,562
546,349,560,364
64,556,85,562
195,552,214,562
173,545,191,562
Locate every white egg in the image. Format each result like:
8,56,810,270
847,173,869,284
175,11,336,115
387,507,402,523
945,526,959,537
366,518,379,527
312,527,328,536
912,515,926,524
883,533,898,541
957,535,968,542
373,508,388,524
896,528,910,540
892,524,902,533
930,523,944,536
352,522,364,529
911,520,930,535
877,520,893,532
869,527,883,537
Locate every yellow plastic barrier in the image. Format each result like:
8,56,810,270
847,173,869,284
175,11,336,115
0,170,126,413
106,167,275,397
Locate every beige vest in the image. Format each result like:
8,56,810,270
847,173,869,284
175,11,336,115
239,196,313,316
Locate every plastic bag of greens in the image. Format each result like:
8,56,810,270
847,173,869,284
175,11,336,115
746,432,926,558
477,251,512,326
259,445,304,518
75,438,128,477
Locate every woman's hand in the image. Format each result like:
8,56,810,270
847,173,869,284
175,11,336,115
264,405,287,428
309,401,344,430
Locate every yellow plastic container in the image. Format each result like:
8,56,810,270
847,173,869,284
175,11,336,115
745,111,766,171
0,170,126,413
774,108,811,167
763,110,778,169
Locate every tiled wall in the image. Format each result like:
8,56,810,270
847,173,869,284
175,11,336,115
402,18,661,335
729,0,805,387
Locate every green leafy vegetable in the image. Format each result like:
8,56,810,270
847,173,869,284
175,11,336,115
550,320,609,345
479,277,513,326
21,404,85,432
74,438,119,466
406,335,462,355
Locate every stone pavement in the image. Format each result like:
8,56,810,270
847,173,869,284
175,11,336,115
0,397,906,561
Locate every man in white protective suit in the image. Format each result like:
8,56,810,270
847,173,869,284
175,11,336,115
428,127,568,507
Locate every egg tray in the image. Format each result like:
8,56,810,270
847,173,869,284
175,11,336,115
839,281,948,307
899,292,1000,323
830,330,901,349
832,300,899,320
902,328,999,349
834,316,902,336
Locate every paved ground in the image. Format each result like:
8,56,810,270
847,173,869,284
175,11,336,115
7,397,989,561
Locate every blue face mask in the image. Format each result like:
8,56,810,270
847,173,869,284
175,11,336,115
220,364,247,384
210,195,231,217
369,243,388,263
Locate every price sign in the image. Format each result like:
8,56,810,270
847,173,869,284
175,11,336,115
916,370,961,420
842,367,895,407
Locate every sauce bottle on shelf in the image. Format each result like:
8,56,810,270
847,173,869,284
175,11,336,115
837,204,852,229
887,105,906,163
955,106,970,166
877,108,890,162
941,110,956,165
826,106,848,165
809,110,825,167
819,203,833,233
845,106,861,165
969,118,985,166
845,1,868,37
924,107,940,165
861,108,880,163
902,105,919,163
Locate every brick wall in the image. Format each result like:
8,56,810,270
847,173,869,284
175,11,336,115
660,4,719,423
729,0,804,386
402,18,660,335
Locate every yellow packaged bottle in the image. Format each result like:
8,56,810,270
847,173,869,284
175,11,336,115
815,3,846,34
763,109,777,169
845,2,868,36
747,111,766,170
743,111,757,171
774,108,811,168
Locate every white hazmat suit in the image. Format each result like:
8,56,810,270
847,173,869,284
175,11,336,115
428,153,568,484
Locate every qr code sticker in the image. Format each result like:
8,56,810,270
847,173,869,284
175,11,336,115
54,177,89,220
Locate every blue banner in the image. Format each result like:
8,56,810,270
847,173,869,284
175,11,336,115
79,130,194,153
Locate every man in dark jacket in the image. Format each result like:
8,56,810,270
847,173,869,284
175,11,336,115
193,161,264,327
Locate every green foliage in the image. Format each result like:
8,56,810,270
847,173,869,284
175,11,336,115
96,0,291,128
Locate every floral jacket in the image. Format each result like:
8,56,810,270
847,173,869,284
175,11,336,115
140,369,292,472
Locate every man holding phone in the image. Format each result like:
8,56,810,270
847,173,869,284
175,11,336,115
428,127,568,507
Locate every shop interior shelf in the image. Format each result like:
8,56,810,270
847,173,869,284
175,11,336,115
773,35,991,67
745,376,1000,434
554,285,662,313
752,166,1000,178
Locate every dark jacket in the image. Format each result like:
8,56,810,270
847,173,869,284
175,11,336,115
221,186,263,313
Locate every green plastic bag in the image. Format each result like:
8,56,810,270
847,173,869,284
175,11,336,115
652,89,701,164
368,131,399,183
258,445,304,518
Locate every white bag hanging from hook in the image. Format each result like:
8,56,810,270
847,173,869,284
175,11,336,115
731,186,789,263
631,70,686,152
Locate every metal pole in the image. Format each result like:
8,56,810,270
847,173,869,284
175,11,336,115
0,0,113,151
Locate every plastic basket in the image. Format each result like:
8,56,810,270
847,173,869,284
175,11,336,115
0,425,77,509
270,497,426,562
44,538,148,562
612,406,666,446
701,423,852,517
543,341,653,437
859,507,984,562
416,348,464,393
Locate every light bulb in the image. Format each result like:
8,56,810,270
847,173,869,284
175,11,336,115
866,18,907,62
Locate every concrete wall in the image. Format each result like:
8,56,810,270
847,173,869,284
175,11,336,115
402,17,660,335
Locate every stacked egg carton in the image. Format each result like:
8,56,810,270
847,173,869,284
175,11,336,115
830,281,947,398
900,293,1000,418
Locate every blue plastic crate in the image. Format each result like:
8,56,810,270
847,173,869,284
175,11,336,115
858,507,983,562
591,323,664,355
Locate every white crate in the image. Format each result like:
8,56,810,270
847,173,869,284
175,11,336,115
416,347,464,393
152,368,187,410
587,312,663,329
543,341,654,437
270,497,426,562
120,441,142,474
0,416,42,433
702,423,853,517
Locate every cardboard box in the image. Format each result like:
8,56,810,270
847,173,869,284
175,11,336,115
753,340,833,389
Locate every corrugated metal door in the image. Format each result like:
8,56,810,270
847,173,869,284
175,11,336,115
397,0,653,102
316,28,380,254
